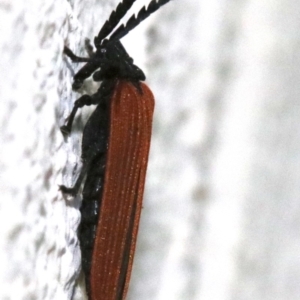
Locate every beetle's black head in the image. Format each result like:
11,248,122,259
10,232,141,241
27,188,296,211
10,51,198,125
90,0,173,83
92,39,145,82
71,0,172,89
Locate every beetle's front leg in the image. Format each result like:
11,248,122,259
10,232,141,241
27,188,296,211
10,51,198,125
64,45,98,89
84,39,95,57
64,46,91,63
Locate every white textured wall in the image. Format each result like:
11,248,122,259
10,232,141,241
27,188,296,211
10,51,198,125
0,0,112,299
1,0,300,300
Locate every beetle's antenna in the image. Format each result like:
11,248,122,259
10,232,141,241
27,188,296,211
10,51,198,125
108,0,172,43
95,0,138,47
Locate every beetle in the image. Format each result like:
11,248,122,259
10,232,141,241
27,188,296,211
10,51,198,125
60,0,172,299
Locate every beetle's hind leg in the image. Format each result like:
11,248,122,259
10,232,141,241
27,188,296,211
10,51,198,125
59,159,90,196
59,151,105,196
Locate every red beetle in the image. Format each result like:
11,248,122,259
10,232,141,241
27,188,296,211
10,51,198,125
60,0,172,299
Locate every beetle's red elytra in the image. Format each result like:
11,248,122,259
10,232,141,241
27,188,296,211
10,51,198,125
90,81,154,300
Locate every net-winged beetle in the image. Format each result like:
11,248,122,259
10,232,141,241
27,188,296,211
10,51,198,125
60,1,172,299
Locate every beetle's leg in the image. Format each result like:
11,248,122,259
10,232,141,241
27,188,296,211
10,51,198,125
60,151,106,196
59,159,91,195
61,94,93,135
64,46,96,89
84,39,95,57
64,46,91,63
61,79,115,135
